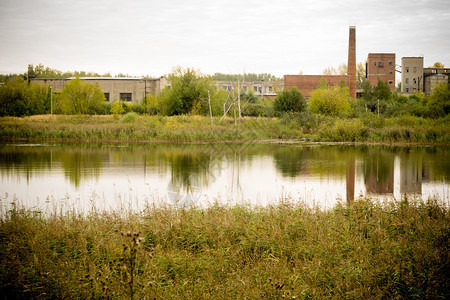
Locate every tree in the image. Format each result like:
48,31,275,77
0,77,49,116
322,62,366,89
308,82,351,117
160,66,226,116
273,87,306,116
361,79,392,114
431,62,445,68
58,77,105,114
322,63,347,75
425,82,450,118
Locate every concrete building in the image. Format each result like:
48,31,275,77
401,57,449,95
401,57,424,94
366,53,396,92
31,77,168,103
423,67,449,96
214,80,282,99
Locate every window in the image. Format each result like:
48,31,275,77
374,61,377,66
253,86,258,92
413,78,417,84
388,81,393,85
120,93,132,101
389,61,393,65
243,86,248,92
406,67,409,73
413,88,416,92
405,78,409,84
268,86,273,92
413,67,417,73
406,88,409,92
378,61,383,67
104,93,110,101
389,71,393,74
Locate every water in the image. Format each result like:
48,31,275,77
0,142,448,214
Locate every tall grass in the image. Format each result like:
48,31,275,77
1,196,448,299
0,114,449,144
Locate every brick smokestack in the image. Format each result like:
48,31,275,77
348,26,356,98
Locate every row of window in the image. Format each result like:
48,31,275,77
103,93,132,101
221,86,273,93
373,61,394,67
405,67,418,73
405,88,418,93
404,78,419,84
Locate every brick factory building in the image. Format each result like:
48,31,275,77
284,75,350,98
366,53,396,92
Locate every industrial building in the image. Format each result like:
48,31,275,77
401,57,449,95
31,77,168,103
214,80,281,99
366,53,396,92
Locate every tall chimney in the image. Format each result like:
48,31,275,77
348,26,356,98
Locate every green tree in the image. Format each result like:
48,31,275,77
58,77,105,114
0,77,49,116
361,79,392,114
309,82,351,117
273,87,306,115
425,82,450,118
160,67,226,116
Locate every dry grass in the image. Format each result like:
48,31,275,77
1,196,448,299
1,114,449,144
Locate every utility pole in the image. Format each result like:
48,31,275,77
237,78,241,123
208,90,213,126
50,86,53,115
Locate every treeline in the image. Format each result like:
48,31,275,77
0,64,143,83
212,72,282,82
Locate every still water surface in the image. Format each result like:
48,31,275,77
0,143,449,214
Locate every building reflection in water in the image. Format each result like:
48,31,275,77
400,153,423,194
346,157,355,204
363,152,394,195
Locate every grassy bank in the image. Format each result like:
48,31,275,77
1,197,448,299
0,114,449,144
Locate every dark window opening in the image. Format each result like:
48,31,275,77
120,93,132,101
104,93,110,101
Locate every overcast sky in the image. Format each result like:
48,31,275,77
1,0,449,78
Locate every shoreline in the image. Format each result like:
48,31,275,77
1,114,449,147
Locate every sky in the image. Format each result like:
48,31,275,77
0,0,449,78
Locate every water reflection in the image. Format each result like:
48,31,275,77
0,143,448,212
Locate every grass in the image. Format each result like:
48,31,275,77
1,196,448,299
0,114,449,144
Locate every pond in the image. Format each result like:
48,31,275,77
0,142,449,214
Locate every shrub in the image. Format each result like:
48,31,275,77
111,101,125,119
120,112,138,123
273,87,306,116
319,118,368,141
309,84,351,117
58,77,105,114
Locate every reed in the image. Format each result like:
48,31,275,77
0,114,449,144
1,196,448,299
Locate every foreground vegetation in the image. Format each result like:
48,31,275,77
1,196,448,299
0,114,449,144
